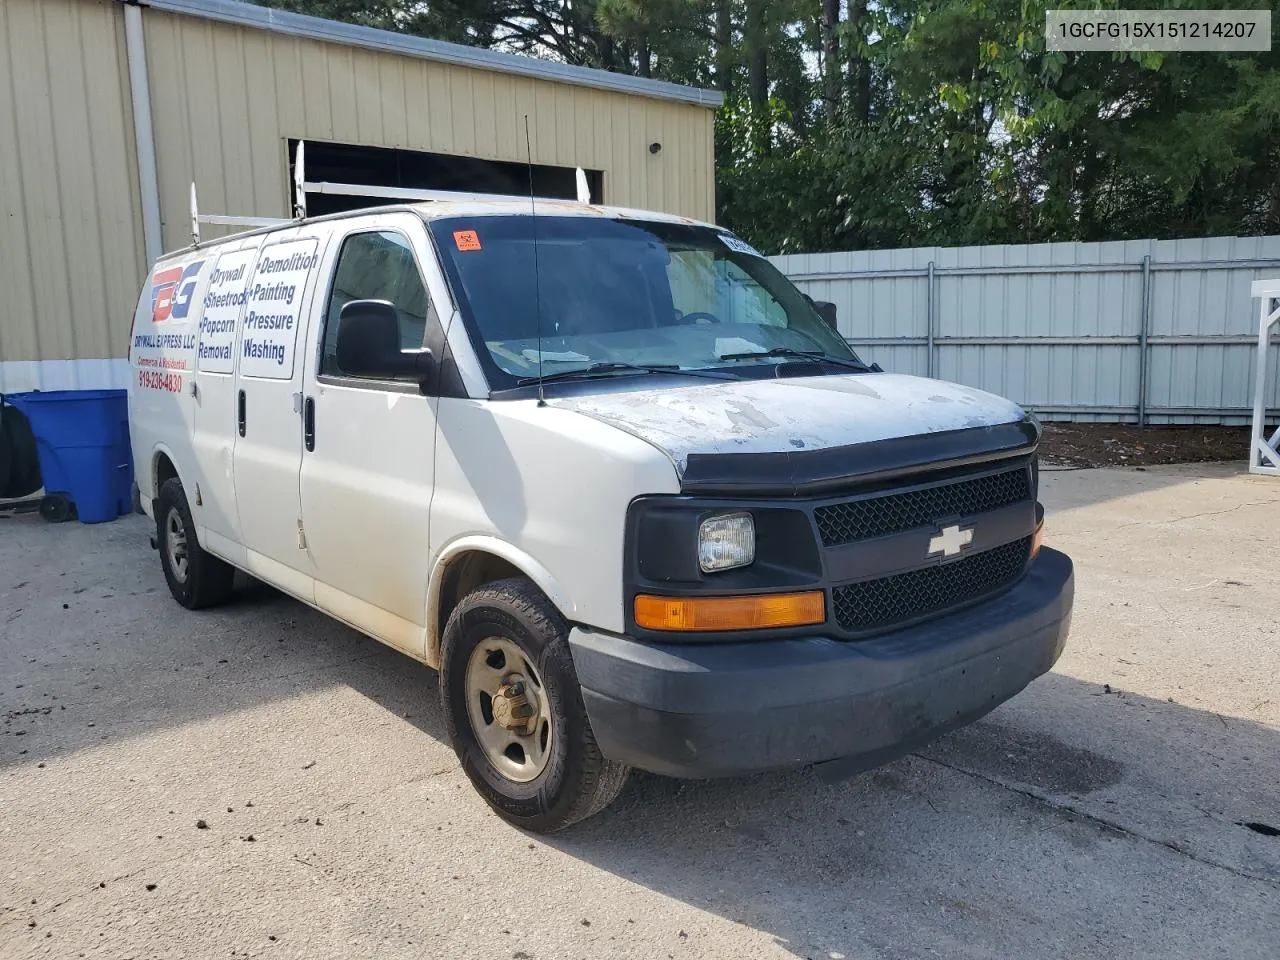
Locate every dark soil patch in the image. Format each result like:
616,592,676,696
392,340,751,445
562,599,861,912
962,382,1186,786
1039,423,1252,469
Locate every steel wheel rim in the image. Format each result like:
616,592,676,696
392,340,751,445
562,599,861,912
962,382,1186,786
464,636,554,783
166,510,189,584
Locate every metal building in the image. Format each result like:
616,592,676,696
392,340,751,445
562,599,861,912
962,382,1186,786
0,0,722,393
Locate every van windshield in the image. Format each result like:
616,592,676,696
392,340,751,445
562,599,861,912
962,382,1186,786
427,215,861,390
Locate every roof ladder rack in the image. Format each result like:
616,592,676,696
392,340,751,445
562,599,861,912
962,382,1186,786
189,183,288,247
188,140,309,246
188,139,594,247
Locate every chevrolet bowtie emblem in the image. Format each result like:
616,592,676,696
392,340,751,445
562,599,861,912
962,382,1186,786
928,524,974,558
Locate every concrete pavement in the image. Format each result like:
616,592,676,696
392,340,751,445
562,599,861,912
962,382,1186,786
1,463,1277,959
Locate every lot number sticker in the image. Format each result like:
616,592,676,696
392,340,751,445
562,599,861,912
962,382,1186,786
197,248,257,374
239,238,320,379
719,232,764,259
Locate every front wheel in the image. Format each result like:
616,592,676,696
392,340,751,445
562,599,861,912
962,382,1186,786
440,577,629,832
156,478,235,610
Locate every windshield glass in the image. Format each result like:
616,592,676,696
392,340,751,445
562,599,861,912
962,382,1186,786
427,215,860,389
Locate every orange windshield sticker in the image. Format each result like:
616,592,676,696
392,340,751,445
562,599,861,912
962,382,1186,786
453,229,482,251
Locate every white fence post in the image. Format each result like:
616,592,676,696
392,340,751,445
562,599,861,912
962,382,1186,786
1138,254,1152,427
1248,279,1280,476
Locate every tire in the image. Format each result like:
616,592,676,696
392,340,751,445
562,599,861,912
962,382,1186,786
440,577,629,833
38,494,75,523
0,405,42,499
0,410,12,497
156,477,235,610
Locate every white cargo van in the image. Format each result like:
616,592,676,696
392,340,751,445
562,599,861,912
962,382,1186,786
129,198,1073,831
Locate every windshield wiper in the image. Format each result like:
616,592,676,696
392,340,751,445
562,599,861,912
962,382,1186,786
516,362,729,386
718,347,872,372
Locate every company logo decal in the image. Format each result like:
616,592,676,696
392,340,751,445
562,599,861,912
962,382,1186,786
151,261,205,323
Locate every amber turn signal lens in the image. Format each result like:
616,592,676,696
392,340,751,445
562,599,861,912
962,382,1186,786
634,591,826,632
1031,520,1045,558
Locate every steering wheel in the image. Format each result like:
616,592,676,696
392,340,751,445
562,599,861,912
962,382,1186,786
677,311,724,325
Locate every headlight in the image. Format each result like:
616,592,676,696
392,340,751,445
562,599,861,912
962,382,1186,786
698,512,755,573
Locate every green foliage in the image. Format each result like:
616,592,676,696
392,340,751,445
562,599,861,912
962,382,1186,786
254,0,1280,251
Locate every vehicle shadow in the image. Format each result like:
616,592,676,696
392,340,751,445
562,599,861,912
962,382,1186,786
533,671,1280,959
4,509,1278,958
317,624,1280,959
274,579,1279,960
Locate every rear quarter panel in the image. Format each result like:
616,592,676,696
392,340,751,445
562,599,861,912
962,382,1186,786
128,252,207,507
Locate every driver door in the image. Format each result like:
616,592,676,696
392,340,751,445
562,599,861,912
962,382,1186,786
297,215,439,657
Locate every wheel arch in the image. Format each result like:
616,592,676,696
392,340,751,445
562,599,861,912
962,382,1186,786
153,447,179,491
147,443,189,514
426,537,575,669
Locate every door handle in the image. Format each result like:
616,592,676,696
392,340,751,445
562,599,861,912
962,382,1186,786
237,389,246,437
304,397,315,452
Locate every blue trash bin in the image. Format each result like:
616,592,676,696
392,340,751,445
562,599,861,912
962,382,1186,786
3,390,134,524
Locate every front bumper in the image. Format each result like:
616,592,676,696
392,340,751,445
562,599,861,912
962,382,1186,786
569,547,1073,779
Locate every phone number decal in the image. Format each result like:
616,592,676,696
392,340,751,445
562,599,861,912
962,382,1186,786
138,369,184,394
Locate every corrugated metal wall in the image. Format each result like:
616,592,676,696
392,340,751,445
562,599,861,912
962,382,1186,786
0,0,716,391
142,8,715,255
775,237,1280,425
0,0,145,385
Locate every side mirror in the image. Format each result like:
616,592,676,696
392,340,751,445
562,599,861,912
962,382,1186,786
335,299,433,392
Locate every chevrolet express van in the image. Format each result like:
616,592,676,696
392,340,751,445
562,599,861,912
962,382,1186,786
129,201,1073,832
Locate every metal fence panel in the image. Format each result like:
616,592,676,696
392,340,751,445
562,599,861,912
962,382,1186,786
773,235,1280,425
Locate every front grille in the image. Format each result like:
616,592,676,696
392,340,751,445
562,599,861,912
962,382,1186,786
815,466,1031,547
831,537,1032,634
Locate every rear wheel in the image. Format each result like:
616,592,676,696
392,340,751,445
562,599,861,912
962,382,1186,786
38,494,74,523
156,477,234,609
440,577,629,832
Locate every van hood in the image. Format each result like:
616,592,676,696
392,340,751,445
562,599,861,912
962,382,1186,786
552,372,1028,475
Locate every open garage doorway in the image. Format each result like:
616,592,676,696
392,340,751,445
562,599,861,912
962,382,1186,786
287,140,605,216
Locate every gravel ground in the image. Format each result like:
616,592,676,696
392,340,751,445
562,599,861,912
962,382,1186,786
1038,423,1254,468
1,464,1278,960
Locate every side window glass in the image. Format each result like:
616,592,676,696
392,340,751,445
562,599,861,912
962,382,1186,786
321,231,430,378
